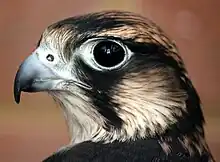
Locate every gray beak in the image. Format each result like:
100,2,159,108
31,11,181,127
14,53,61,104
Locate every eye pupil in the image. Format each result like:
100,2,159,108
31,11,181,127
93,41,125,68
46,54,54,62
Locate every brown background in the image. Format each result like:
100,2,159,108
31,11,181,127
0,0,219,161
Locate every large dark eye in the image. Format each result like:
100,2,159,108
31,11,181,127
93,41,125,68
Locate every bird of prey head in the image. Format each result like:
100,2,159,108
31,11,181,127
14,11,212,156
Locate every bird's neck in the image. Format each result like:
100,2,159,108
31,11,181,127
50,88,210,157
51,91,103,145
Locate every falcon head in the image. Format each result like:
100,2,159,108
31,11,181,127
14,11,205,149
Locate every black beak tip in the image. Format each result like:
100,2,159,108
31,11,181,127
14,72,21,104
14,94,21,104
14,83,21,104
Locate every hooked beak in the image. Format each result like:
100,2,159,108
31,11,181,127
14,53,63,104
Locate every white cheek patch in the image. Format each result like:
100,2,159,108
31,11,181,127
34,45,75,81
36,45,59,65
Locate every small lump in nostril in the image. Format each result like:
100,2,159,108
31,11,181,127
46,54,54,62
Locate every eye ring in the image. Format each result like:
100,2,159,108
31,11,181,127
92,40,127,70
46,54,54,62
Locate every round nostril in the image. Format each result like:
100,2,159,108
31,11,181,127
46,54,54,62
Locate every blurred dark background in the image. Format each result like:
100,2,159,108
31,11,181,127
0,0,219,161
